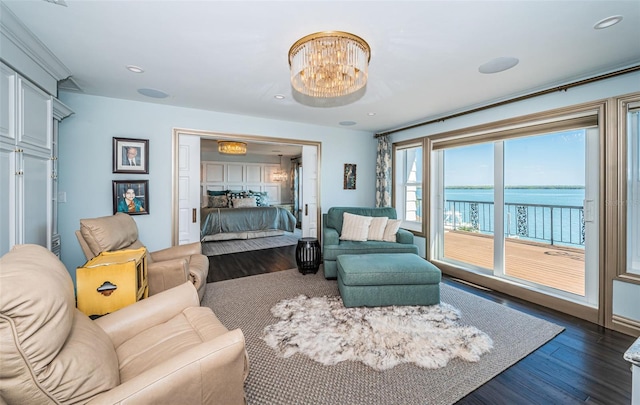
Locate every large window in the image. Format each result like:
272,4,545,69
394,144,422,233
430,113,600,306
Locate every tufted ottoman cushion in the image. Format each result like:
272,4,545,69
337,253,441,307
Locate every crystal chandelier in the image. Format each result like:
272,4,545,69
272,155,288,182
218,141,247,155
288,31,371,98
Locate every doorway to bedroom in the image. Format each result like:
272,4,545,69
171,129,320,247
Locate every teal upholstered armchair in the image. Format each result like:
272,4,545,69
322,207,419,279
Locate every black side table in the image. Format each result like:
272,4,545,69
295,237,321,274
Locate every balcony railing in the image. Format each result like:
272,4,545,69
444,200,585,247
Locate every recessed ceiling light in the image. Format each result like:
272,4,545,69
137,88,169,99
339,121,357,126
367,112,376,116
478,57,519,74
274,94,286,100
126,65,144,73
594,15,623,30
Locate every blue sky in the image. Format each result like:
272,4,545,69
444,130,586,187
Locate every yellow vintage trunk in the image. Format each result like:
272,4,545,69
76,247,148,317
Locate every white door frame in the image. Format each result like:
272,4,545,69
171,128,321,245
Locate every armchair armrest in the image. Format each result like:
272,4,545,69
95,282,198,347
150,242,202,262
323,227,340,246
396,229,415,244
87,329,248,405
146,258,190,296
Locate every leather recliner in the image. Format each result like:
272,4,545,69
0,244,249,405
76,212,209,301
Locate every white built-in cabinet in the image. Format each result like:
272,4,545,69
0,61,71,257
201,161,282,205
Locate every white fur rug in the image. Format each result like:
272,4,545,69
261,294,494,371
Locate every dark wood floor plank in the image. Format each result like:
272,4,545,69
206,247,636,404
207,245,297,282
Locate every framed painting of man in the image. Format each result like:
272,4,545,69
113,137,149,174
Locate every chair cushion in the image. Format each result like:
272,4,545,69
116,307,230,382
0,244,119,404
322,240,419,261
80,212,139,256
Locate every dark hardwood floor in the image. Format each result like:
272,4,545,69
207,245,297,282
207,247,636,404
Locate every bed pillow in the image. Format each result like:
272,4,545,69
208,195,228,208
339,213,373,242
248,191,270,207
367,216,389,241
206,190,227,196
226,191,247,207
382,219,402,242
231,196,257,208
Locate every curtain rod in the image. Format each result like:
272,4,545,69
374,64,640,138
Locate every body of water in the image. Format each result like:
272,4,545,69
445,187,585,207
443,187,585,247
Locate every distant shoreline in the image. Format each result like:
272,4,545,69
445,185,585,190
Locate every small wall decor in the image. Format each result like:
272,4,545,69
344,163,356,190
113,137,149,174
113,180,149,215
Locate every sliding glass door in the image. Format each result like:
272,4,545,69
432,126,599,306
440,143,494,270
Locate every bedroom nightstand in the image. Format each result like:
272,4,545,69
76,247,148,318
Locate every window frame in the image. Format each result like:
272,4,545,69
393,140,425,236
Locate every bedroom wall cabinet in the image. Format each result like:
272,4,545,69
0,6,73,257
201,161,282,204
1,62,53,257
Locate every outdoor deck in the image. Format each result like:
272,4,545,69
443,231,585,295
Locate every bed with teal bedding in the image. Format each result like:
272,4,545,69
200,206,296,242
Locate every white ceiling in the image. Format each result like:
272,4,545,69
3,0,640,134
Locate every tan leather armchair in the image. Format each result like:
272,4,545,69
76,212,209,301
0,244,249,405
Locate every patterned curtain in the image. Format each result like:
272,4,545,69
290,157,302,226
375,135,392,207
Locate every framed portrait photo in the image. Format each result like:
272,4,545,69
113,180,149,215
113,137,149,174
344,163,356,190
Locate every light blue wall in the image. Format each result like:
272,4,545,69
58,92,376,281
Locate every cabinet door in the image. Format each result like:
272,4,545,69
18,149,51,248
18,78,51,151
0,143,16,256
0,63,16,144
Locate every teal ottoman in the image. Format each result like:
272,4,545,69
337,253,441,307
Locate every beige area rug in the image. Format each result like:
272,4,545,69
202,268,564,405
201,231,300,256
